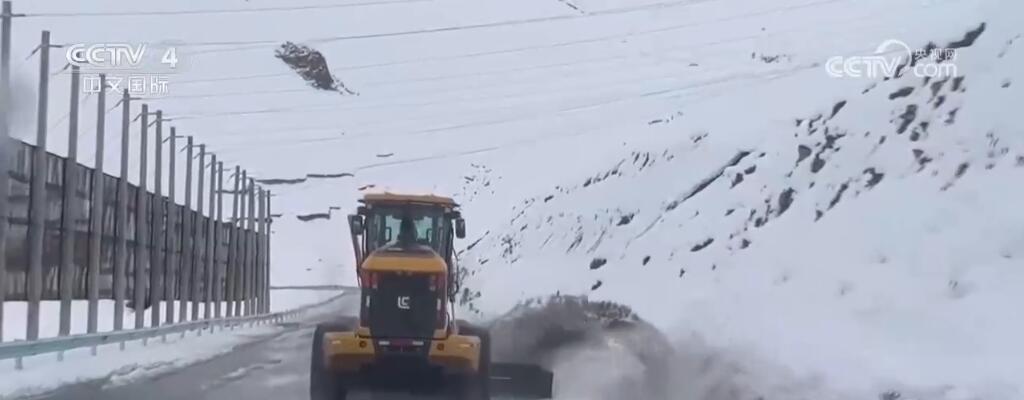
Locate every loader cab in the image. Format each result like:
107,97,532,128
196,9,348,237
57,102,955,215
348,193,466,339
365,205,452,260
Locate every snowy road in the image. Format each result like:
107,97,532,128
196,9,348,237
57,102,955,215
28,291,486,400
30,292,365,400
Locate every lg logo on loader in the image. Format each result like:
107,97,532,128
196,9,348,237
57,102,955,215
397,296,410,310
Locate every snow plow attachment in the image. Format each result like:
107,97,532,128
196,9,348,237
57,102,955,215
490,362,554,399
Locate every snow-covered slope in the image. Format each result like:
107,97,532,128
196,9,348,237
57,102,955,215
6,0,1023,398
457,3,1024,399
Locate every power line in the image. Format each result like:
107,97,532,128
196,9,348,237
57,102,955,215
354,5,884,93
139,43,878,149
174,73,648,129
215,63,816,153
166,14,575,49
172,0,704,49
150,87,310,100
163,56,787,122
360,53,636,87
167,70,648,121
84,1,877,142
178,49,645,96
205,125,346,138
172,72,687,147
176,72,292,85
22,0,430,18
165,10,881,120
246,62,686,119
175,0,847,87
323,0,843,59
49,92,94,131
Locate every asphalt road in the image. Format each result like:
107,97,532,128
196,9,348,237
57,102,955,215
22,290,566,400
27,291,433,400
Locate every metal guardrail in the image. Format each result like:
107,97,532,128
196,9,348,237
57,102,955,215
270,285,348,291
0,290,350,370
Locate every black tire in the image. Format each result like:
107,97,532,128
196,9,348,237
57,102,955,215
310,323,351,400
456,322,492,400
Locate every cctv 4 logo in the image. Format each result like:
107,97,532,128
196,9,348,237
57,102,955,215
66,43,179,70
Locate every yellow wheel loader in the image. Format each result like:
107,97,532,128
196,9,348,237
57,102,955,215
310,193,554,399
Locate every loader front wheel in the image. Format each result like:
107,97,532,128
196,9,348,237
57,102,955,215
310,324,348,400
456,322,492,400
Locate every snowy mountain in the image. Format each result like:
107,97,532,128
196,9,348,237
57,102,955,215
5,0,1023,398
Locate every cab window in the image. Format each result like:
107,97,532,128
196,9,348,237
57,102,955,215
367,206,448,254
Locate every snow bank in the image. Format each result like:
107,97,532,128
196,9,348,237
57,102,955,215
0,322,280,398
2,300,258,342
269,289,344,313
0,294,347,398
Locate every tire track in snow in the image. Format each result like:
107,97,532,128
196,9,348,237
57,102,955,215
199,359,284,391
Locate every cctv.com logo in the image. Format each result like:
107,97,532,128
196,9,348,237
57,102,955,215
825,39,958,79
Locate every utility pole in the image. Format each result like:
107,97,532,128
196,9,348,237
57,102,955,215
256,187,266,314
58,65,81,336
228,166,240,317
86,74,106,334
213,160,223,318
206,153,216,319
180,137,193,321
238,170,248,315
26,31,53,340
246,179,256,316
265,191,272,313
164,128,180,324
150,111,164,327
134,104,149,330
0,0,22,342
193,144,205,320
113,89,131,331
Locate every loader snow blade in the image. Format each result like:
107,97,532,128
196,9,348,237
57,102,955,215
490,363,554,399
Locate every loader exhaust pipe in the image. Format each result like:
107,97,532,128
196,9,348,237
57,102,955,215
348,214,364,270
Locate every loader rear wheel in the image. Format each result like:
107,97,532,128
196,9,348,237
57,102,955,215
310,323,351,400
456,322,492,400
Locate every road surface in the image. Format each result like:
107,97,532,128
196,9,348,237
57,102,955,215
27,292,416,400
23,290,562,400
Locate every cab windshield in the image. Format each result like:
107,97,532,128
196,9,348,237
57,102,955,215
366,205,449,254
